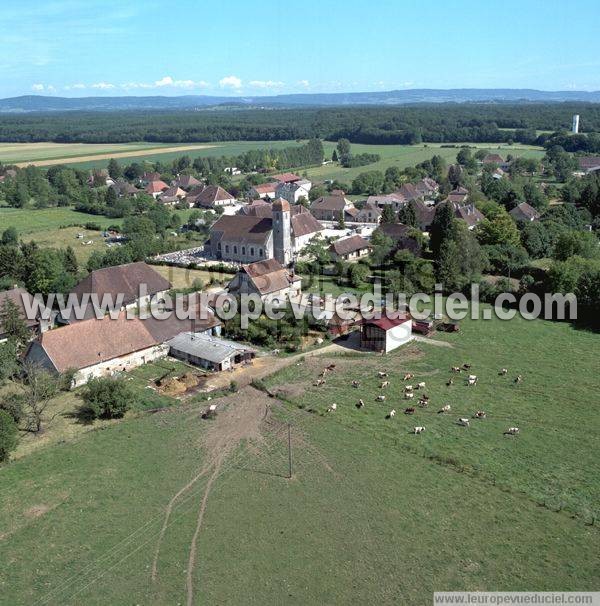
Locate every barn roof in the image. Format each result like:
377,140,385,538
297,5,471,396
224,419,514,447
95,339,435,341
365,313,410,331
330,235,370,256
167,332,255,364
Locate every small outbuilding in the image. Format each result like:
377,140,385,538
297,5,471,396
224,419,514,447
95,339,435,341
329,235,371,262
167,332,256,371
360,313,413,353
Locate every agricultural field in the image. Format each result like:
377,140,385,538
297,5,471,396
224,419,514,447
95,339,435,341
309,141,546,184
0,207,118,235
0,140,306,170
0,310,598,605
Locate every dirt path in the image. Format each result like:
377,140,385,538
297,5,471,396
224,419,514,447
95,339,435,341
14,144,216,167
151,388,269,603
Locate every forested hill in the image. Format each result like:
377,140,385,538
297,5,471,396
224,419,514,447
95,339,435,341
1,104,600,150
2,88,600,112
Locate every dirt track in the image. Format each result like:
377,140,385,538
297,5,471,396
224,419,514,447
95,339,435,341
14,144,216,167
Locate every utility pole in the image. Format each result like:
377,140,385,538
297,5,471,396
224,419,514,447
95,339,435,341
287,423,293,479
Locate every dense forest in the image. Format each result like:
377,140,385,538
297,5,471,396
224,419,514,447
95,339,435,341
1,103,600,148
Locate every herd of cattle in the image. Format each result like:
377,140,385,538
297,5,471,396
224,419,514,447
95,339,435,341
317,363,521,436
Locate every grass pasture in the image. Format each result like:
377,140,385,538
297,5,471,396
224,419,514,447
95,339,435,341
309,141,546,183
0,207,118,235
0,312,598,604
264,309,600,523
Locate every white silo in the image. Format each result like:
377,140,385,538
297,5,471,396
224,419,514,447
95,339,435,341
572,114,580,134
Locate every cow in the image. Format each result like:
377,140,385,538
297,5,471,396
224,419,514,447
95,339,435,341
446,378,454,386
418,398,429,408
403,373,414,381
416,381,426,389
458,417,470,427
467,377,477,386
404,392,415,400
413,426,426,434
378,371,388,378
388,409,396,418
438,404,451,414
473,410,486,419
504,427,519,436
404,407,415,415
376,395,386,402
351,380,360,388
314,379,326,386
356,399,365,409
327,364,336,371
451,366,462,373
515,375,523,384
380,381,390,388
463,363,472,370
499,368,508,376
327,403,337,412
404,385,414,392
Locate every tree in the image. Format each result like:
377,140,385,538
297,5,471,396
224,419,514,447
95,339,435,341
552,230,599,261
15,362,60,433
107,159,123,180
337,214,346,229
0,298,30,349
1,227,18,246
475,208,520,247
63,246,79,275
0,341,19,385
0,410,18,462
351,171,384,195
81,377,137,420
332,149,338,162
336,138,351,164
348,263,369,287
302,235,330,267
380,205,397,224
448,164,464,188
398,201,418,228
429,202,456,258
369,229,394,267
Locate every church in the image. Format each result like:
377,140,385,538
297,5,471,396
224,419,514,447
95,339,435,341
206,198,323,265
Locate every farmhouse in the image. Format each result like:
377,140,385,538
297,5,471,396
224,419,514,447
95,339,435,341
445,186,469,205
453,202,484,229
310,195,354,221
249,182,278,200
367,193,405,212
167,332,256,372
140,172,162,185
577,156,600,174
110,180,139,197
415,177,439,197
329,235,371,262
194,185,236,208
228,258,302,303
145,180,169,198
510,201,540,222
360,313,413,353
483,153,504,165
0,287,45,342
174,174,202,190
64,262,171,322
354,202,382,223
25,307,220,388
159,185,186,205
271,172,302,183
275,179,312,204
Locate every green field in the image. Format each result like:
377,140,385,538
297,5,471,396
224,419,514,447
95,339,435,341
309,142,546,184
0,140,545,178
0,310,598,604
0,207,119,234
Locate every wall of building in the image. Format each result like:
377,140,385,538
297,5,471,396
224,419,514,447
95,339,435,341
385,322,413,353
217,235,273,264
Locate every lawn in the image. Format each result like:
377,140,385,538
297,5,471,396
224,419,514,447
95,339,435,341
0,312,598,604
308,141,546,184
0,207,119,235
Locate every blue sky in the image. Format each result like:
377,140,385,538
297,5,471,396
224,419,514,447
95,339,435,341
1,0,599,98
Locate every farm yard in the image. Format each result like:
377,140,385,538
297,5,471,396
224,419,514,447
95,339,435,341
0,310,598,605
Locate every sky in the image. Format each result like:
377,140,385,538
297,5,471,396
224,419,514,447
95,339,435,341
1,0,599,98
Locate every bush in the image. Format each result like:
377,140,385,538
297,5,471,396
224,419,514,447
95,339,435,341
0,394,25,424
229,380,239,393
0,410,18,462
85,221,102,231
81,377,137,420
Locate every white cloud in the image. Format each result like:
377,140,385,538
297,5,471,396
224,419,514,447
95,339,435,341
64,83,86,90
249,80,284,89
31,83,55,93
297,79,310,88
91,82,116,90
219,75,242,89
121,77,211,91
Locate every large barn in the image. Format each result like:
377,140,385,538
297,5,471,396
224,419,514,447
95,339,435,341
360,313,413,353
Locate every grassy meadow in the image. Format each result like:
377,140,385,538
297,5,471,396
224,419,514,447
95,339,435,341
0,310,598,605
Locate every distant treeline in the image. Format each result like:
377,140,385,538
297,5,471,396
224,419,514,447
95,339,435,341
1,104,600,147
